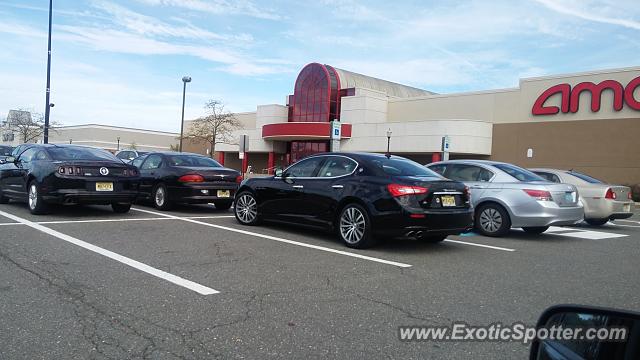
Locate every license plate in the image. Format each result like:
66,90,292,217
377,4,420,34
217,190,230,198
96,182,113,192
624,204,631,212
441,195,456,207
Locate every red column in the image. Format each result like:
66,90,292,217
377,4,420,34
217,151,225,166
431,153,441,163
242,153,249,174
267,152,275,175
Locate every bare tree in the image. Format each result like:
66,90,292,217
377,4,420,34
183,100,242,157
3,109,60,143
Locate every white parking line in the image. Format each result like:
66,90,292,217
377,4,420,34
0,215,234,226
131,207,413,268
515,226,629,240
0,209,219,296
444,239,515,252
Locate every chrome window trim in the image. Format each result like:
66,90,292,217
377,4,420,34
274,154,360,180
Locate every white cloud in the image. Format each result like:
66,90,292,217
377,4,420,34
135,0,282,20
533,0,640,30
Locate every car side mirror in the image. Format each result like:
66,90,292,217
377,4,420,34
530,305,640,360
275,168,283,177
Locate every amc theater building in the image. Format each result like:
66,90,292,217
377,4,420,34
186,63,640,184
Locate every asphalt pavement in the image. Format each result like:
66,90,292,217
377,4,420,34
1,201,639,359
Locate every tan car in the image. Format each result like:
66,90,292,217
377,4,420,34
530,168,633,226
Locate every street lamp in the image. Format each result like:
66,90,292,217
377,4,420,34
386,128,392,158
179,75,192,152
117,136,120,151
43,0,53,144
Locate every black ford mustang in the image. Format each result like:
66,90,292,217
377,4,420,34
234,152,473,248
131,152,241,210
0,144,140,214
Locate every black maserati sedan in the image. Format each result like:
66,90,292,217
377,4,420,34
0,144,140,214
131,152,242,210
233,152,473,248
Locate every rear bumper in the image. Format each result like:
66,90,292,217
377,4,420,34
43,190,138,204
168,183,238,204
372,208,474,238
511,202,584,227
584,199,634,220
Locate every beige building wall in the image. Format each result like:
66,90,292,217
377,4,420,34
48,124,179,152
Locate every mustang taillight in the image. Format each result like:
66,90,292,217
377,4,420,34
523,189,553,201
605,188,617,200
387,184,428,197
178,174,205,183
235,175,243,183
58,166,82,175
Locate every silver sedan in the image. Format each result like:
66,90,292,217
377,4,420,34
427,160,584,237
530,168,634,226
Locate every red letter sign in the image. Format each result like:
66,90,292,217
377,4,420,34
625,76,640,111
532,84,571,115
570,80,624,112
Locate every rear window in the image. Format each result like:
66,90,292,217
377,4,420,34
567,171,604,184
0,146,12,156
48,146,119,161
493,163,545,182
167,155,222,167
369,158,441,177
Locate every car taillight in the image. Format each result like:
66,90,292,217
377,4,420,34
605,188,616,200
387,184,428,197
629,191,633,200
178,174,205,183
58,166,65,174
523,189,553,201
464,186,470,198
58,166,82,175
236,175,243,183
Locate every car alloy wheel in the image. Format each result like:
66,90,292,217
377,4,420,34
235,193,258,224
339,207,366,245
155,186,165,207
479,207,502,233
28,184,38,211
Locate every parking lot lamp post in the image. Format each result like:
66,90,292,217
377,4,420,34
179,76,191,152
117,137,120,151
386,129,392,158
43,0,53,144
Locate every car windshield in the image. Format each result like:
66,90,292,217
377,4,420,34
167,155,222,167
369,157,441,177
48,146,119,161
567,171,604,184
493,163,545,182
0,146,13,156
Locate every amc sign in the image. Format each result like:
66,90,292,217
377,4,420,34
532,75,640,115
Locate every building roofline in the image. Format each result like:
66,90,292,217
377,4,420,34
56,124,179,136
520,65,640,83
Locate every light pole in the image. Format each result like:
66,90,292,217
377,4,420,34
179,76,191,152
386,128,392,158
43,0,53,144
117,137,120,151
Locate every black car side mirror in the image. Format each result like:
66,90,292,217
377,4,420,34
275,168,283,177
530,305,640,360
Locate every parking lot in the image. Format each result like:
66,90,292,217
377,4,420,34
1,202,639,359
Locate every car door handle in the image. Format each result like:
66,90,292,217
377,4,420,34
332,185,344,189
292,185,304,189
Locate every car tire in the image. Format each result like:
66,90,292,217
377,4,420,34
423,235,447,243
585,218,609,226
338,203,376,249
522,226,549,234
214,201,233,211
27,180,49,215
0,186,9,204
112,203,131,213
475,203,511,237
234,191,260,225
152,183,173,211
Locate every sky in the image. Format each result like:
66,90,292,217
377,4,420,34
0,0,638,133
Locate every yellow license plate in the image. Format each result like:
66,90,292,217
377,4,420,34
217,190,230,198
96,182,113,192
441,195,456,207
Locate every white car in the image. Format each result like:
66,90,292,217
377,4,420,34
115,149,148,163
530,169,634,226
